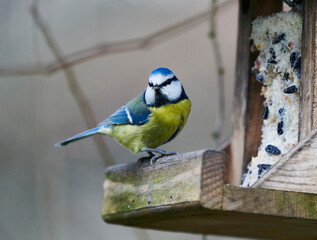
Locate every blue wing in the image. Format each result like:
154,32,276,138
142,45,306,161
98,93,151,126
56,93,150,147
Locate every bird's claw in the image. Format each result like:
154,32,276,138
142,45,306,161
150,155,161,167
166,151,179,155
140,148,179,167
149,151,179,167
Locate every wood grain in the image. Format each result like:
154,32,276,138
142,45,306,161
103,174,317,239
223,185,317,220
102,149,225,220
102,147,317,238
129,207,317,239
299,0,317,140
200,151,225,208
254,129,317,194
230,0,282,186
219,138,232,184
231,0,252,186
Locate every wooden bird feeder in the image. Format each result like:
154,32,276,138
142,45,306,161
102,1,317,239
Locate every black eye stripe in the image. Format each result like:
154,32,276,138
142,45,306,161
161,78,172,87
149,76,177,88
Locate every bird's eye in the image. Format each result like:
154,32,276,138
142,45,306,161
166,78,173,85
149,82,153,87
161,78,173,87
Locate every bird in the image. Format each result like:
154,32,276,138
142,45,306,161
55,67,191,166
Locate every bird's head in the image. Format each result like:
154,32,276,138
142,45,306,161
144,67,188,107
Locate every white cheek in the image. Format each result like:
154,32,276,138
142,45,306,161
145,87,155,105
161,81,182,101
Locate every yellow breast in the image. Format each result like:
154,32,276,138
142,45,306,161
110,99,191,153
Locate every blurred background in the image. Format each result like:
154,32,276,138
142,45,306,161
0,0,243,239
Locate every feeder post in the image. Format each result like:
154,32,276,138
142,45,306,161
230,0,283,185
299,0,317,140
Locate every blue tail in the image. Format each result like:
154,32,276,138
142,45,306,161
55,127,101,146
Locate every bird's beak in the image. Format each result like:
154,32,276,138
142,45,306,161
153,85,160,90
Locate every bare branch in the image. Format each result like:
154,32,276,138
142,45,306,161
210,0,227,145
0,1,234,77
30,4,114,166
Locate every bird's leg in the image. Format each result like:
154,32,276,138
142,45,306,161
137,151,154,163
140,148,179,166
149,154,162,167
144,148,179,156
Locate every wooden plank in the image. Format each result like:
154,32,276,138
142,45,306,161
103,180,317,239
299,0,317,140
120,207,317,239
231,0,282,186
231,0,252,186
220,139,232,184
102,149,225,221
102,147,317,238
253,129,317,194
200,150,225,208
221,185,317,239
223,185,317,220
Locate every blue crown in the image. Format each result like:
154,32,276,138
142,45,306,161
150,67,174,77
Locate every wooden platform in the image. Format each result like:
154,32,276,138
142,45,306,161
102,149,317,239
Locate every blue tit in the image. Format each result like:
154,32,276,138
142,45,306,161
56,67,191,165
